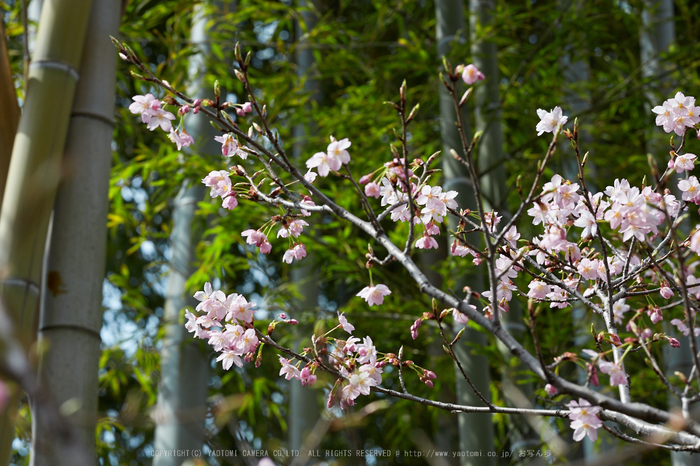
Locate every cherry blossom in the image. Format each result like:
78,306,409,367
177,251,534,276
598,360,627,386
567,399,603,442
535,106,568,136
674,153,696,173
338,312,355,334
653,92,700,136
461,64,485,85
356,284,391,306
214,133,246,158
129,93,158,122
146,108,176,132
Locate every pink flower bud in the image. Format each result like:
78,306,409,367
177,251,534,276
424,379,434,388
359,174,372,185
178,105,190,116
192,99,202,114
462,64,485,85
236,108,246,117
425,370,437,380
119,53,128,61
279,313,287,319
288,319,298,325
668,337,681,348
544,383,558,395
641,328,653,340
660,286,674,299
242,102,253,113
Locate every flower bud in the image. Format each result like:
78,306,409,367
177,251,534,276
544,383,558,395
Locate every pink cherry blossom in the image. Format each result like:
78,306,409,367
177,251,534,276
536,106,568,136
357,284,391,306
598,360,627,386
129,94,156,118
216,351,243,370
674,153,696,173
225,294,256,323
327,138,352,165
283,244,307,263
461,64,485,85
168,129,194,150
222,195,238,210
214,133,246,158
306,151,339,177
527,280,550,300
194,282,226,317
338,312,355,334
415,233,439,250
670,319,700,337
365,182,381,198
146,108,176,132
202,170,232,199
691,228,700,254
679,176,700,203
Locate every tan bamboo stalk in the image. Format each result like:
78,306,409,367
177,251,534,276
29,0,120,464
0,0,93,462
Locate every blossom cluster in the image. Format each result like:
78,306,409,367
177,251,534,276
567,399,603,441
129,93,194,150
184,282,260,370
652,92,700,136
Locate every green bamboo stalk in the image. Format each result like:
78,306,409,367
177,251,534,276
29,0,119,464
435,1,493,464
0,18,20,207
286,1,323,454
469,0,541,459
0,0,93,463
152,3,219,461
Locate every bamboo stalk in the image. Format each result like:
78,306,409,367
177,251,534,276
30,0,120,464
0,0,94,463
